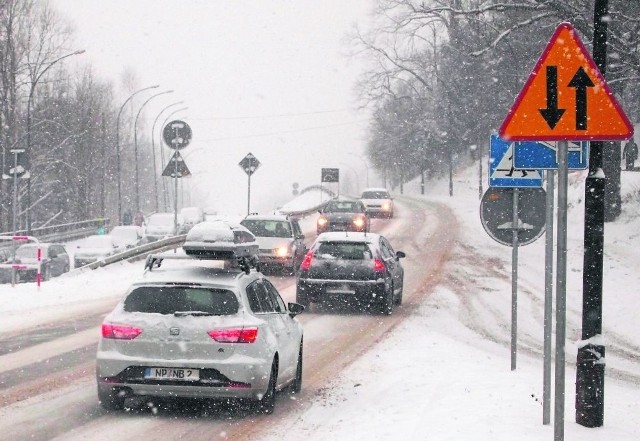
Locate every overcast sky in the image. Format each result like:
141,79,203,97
52,0,375,214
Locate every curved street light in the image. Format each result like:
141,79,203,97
339,162,360,196
133,90,174,212
116,84,159,223
25,49,85,233
158,107,188,210
347,152,370,187
151,101,184,212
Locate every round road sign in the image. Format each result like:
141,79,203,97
480,187,546,247
163,120,192,150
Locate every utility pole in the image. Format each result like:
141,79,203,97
576,0,608,428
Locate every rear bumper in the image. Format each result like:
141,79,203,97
298,278,385,300
96,353,271,400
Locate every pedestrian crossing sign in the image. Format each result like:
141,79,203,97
489,134,543,188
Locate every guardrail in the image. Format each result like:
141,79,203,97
70,234,187,274
0,218,110,243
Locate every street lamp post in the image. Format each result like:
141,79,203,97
151,101,184,212
115,85,159,224
347,152,369,187
133,90,174,212
25,49,85,233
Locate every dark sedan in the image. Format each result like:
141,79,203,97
296,232,405,314
316,200,369,235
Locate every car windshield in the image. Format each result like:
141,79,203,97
315,242,373,260
123,286,239,315
148,214,174,226
79,236,112,248
111,228,138,241
324,201,363,213
15,245,41,259
241,219,292,238
361,191,390,199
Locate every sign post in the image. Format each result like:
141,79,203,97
239,153,261,215
499,21,633,439
162,120,192,235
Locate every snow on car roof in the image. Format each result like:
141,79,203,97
316,232,377,243
243,213,290,221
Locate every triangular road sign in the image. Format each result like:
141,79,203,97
162,151,192,177
499,22,633,141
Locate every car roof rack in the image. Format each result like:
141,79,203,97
144,253,261,275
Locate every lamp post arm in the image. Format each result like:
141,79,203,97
133,90,174,212
115,84,159,223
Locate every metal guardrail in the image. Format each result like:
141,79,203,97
69,234,187,274
0,218,110,243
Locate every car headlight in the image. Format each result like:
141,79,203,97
274,246,290,257
317,217,328,226
353,217,365,228
382,201,391,210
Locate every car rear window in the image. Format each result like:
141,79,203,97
123,286,239,315
316,242,373,260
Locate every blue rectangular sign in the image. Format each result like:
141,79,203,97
513,141,589,170
489,135,543,188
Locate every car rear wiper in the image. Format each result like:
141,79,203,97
174,311,218,317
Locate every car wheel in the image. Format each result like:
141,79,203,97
256,359,278,414
380,282,394,315
291,341,303,394
42,265,51,281
97,386,126,411
296,282,310,308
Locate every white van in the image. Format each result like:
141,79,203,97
180,206,204,230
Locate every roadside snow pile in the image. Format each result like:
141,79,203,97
279,189,331,214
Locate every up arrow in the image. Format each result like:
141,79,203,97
568,66,595,130
539,66,565,129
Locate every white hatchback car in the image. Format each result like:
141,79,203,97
96,259,304,414
360,188,394,218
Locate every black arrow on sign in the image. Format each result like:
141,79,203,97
567,66,595,130
539,66,565,129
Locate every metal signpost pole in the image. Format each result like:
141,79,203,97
511,187,519,371
174,151,178,236
576,1,608,427
543,169,555,425
247,173,251,216
554,140,569,441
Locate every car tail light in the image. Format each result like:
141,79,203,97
208,327,258,343
102,323,143,340
373,258,386,273
300,251,314,271
317,217,328,226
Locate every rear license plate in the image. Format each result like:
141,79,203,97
326,283,356,294
144,367,200,381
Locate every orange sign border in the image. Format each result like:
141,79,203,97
499,22,633,141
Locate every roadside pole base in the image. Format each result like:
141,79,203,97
575,344,605,427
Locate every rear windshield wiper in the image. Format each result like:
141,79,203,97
174,311,218,317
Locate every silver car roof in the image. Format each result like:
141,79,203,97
315,232,378,243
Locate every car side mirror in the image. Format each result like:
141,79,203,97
288,302,305,317
49,251,58,258
396,251,406,259
297,234,305,240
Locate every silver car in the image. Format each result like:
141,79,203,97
96,261,304,414
240,214,307,274
360,188,394,218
